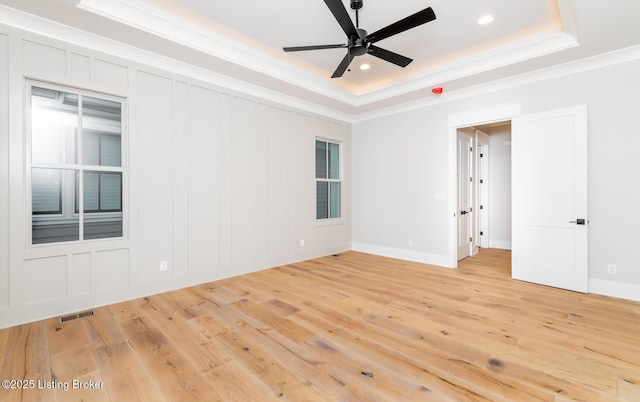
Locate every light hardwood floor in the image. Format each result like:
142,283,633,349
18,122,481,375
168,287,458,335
1,249,640,401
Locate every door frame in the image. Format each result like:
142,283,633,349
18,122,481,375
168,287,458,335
456,130,473,260
476,131,490,249
447,102,522,267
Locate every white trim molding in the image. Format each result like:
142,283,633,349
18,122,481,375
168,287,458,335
447,102,522,267
589,278,640,302
488,240,512,250
351,242,452,268
1,2,639,122
75,0,581,107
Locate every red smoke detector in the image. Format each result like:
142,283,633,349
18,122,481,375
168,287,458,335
432,87,443,95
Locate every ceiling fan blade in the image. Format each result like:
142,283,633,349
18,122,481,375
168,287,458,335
283,44,347,52
367,45,413,67
331,52,353,78
366,7,436,44
323,0,359,39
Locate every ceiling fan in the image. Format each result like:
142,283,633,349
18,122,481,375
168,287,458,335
283,0,436,78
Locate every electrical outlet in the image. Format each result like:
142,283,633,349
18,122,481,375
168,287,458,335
408,239,414,247
299,239,305,247
607,264,616,275
160,261,168,271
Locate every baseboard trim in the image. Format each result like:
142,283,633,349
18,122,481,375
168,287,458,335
489,240,512,250
351,242,452,268
588,278,640,302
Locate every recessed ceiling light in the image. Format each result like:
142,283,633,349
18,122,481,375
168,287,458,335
360,63,371,70
478,15,494,25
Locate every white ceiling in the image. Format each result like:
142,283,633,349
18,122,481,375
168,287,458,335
2,0,640,116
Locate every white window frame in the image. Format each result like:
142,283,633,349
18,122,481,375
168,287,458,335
315,138,342,220
26,80,127,246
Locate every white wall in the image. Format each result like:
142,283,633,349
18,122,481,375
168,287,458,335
352,108,450,265
0,25,351,328
0,33,8,312
353,56,640,299
488,126,511,249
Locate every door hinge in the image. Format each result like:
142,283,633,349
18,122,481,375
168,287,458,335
470,146,473,152
480,153,484,157
470,207,472,212
469,237,473,242
480,205,484,210
469,177,473,182
480,231,484,236
480,179,484,184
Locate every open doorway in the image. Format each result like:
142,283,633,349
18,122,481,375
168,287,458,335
456,121,512,264
449,103,588,291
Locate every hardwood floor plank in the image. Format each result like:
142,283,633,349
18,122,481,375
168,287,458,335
50,345,98,382
46,318,90,356
0,326,33,402
92,341,168,402
131,294,231,373
109,301,223,401
617,378,640,401
84,307,127,349
1,249,639,401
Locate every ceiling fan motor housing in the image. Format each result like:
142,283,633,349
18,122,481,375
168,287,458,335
350,0,363,10
350,28,369,56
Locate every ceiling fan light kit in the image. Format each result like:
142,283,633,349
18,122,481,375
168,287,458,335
283,0,436,78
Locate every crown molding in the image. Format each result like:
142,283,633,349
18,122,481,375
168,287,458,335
351,44,640,123
351,30,578,106
77,0,579,107
3,2,637,125
0,4,354,123
77,0,357,105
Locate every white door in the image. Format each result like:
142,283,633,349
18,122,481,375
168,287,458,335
512,105,588,292
457,131,473,260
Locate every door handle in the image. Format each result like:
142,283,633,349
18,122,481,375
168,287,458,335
569,218,586,225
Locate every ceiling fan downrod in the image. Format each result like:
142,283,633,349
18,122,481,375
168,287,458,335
351,0,363,27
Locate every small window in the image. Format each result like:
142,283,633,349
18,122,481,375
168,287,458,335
315,139,341,219
28,83,125,244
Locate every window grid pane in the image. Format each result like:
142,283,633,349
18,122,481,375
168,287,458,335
32,168,62,215
315,140,327,179
316,181,329,219
30,83,124,244
330,182,341,218
83,172,100,211
328,142,339,179
99,173,122,211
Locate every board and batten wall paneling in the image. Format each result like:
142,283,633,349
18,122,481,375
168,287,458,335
94,59,128,93
71,252,91,296
0,33,9,310
70,52,91,82
173,82,190,276
265,106,293,259
1,22,352,328
94,249,130,292
189,85,220,272
231,97,260,266
293,113,316,250
136,71,174,281
24,256,67,304
218,93,233,269
22,40,66,78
